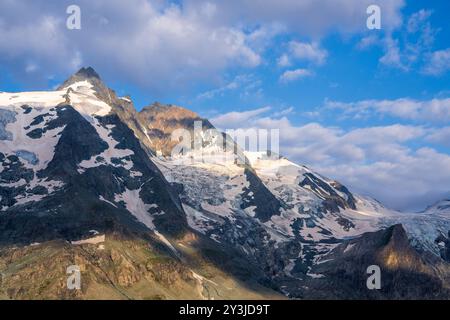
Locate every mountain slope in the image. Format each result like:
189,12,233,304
298,224,450,299
0,72,188,243
135,104,450,298
0,232,282,300
1,67,449,299
0,68,282,299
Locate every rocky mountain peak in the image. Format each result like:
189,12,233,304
56,67,134,119
58,67,101,88
73,67,101,80
140,102,200,120
136,102,214,156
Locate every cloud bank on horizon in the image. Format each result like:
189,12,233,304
0,0,449,211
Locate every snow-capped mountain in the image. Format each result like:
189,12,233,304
0,68,188,244
0,67,449,299
132,96,450,298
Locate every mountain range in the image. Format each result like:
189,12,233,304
0,67,449,299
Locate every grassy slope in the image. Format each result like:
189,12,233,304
0,232,283,300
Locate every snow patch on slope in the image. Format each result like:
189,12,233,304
113,187,177,254
65,81,111,117
114,188,157,229
78,118,136,173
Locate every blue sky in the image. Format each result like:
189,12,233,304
0,0,449,211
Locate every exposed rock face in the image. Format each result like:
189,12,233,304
59,67,154,156
297,225,450,299
241,168,283,223
136,102,217,157
436,232,450,262
58,67,112,103
300,173,357,213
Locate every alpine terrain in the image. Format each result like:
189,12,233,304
0,67,449,299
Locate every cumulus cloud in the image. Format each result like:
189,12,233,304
210,106,450,211
0,0,264,92
0,13,81,79
356,34,380,50
426,127,450,148
189,0,405,35
279,68,313,83
211,106,271,129
379,37,409,71
0,0,406,92
288,41,328,65
276,41,328,72
422,48,450,76
277,54,291,67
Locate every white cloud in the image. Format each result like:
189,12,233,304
0,14,78,76
272,107,294,117
211,106,271,129
422,48,450,76
407,9,432,33
277,41,328,71
193,0,405,35
342,125,426,145
289,41,328,65
426,127,450,147
0,0,264,92
279,68,313,83
277,54,291,67
196,74,260,100
355,9,439,74
379,37,408,71
376,9,438,73
325,97,450,123
0,0,407,91
356,34,380,50
25,63,38,73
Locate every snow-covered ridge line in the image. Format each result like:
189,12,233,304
0,80,111,117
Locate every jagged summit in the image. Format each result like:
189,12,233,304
140,102,200,118
55,67,131,117
75,67,101,80
57,66,105,91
